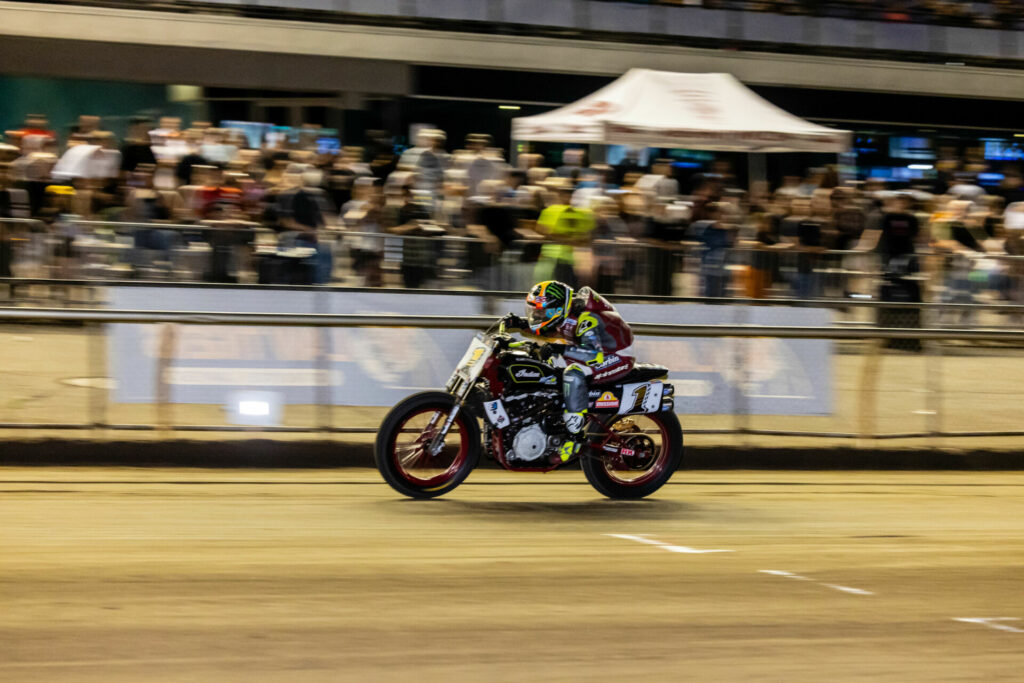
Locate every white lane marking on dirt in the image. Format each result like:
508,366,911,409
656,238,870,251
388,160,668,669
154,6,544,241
953,618,1024,634
760,570,872,593
759,569,813,581
661,545,734,554
822,583,875,596
605,534,734,554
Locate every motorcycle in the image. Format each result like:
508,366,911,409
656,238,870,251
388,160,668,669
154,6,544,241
374,318,683,499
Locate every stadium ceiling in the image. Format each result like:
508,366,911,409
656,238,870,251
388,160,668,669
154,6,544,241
1,1,1023,100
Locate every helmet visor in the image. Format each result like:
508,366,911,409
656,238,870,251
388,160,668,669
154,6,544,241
526,303,556,331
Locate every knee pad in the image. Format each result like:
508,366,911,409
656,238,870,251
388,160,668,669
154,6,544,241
563,365,590,414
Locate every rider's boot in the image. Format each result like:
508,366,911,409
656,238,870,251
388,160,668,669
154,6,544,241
555,410,587,463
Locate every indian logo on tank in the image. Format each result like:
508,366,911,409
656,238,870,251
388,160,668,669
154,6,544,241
510,365,544,382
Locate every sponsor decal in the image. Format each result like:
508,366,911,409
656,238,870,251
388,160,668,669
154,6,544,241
593,355,621,370
483,400,510,428
574,100,617,117
620,447,635,457
601,444,620,453
594,391,620,409
595,368,625,380
576,313,599,335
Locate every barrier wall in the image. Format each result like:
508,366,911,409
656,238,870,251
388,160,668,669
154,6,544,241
108,287,833,415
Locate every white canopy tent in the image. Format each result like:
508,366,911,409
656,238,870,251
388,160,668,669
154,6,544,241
511,69,850,154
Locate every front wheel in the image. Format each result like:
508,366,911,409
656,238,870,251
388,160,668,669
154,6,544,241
582,412,683,499
375,391,481,499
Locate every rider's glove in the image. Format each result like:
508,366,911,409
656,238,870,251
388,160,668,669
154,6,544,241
501,314,528,331
538,343,566,361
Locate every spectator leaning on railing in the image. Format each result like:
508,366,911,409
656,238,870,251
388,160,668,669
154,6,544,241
4,105,1024,304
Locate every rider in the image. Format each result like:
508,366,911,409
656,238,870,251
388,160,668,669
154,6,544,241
504,280,635,461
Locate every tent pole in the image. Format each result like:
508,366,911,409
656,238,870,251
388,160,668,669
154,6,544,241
747,153,767,194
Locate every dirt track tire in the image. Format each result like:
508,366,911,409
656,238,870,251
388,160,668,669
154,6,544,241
581,412,683,499
374,392,481,499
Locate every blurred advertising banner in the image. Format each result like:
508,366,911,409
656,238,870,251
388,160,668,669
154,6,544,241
108,288,832,415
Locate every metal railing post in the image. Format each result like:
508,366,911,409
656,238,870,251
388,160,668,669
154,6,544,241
155,322,177,433
488,0,505,23
0,219,9,282
315,289,332,433
925,338,944,447
87,321,108,432
857,338,882,446
732,305,749,444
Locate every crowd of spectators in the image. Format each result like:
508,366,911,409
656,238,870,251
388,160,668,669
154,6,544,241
2,112,1024,304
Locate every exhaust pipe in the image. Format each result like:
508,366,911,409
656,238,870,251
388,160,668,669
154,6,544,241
660,397,674,412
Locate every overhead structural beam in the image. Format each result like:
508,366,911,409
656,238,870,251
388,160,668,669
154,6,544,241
0,1,1023,100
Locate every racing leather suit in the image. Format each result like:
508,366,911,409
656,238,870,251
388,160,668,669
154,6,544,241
544,288,635,419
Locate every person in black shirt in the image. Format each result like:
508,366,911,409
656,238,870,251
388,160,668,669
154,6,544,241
793,201,826,299
386,184,439,289
120,117,157,175
877,194,920,265
0,162,18,277
831,187,866,251
267,166,333,284
466,179,523,288
996,171,1024,206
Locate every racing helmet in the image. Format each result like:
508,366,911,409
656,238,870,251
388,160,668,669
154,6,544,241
525,280,574,336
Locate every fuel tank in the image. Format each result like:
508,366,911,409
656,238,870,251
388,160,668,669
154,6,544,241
500,356,560,389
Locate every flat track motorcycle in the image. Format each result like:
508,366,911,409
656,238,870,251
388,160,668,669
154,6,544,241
375,319,683,499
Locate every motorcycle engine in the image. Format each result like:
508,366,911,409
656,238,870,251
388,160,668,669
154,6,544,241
497,391,564,464
511,424,548,462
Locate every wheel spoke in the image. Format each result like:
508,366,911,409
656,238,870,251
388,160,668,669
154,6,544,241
602,415,669,484
396,443,427,469
391,407,469,487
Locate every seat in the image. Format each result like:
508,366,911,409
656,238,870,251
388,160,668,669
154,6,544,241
594,363,668,385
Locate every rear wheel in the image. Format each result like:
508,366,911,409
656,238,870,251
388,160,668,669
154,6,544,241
581,412,683,499
375,392,481,499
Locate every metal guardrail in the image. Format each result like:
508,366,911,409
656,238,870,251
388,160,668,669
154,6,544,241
1,308,1024,341
1,306,1023,441
7,216,1024,309
5,276,1024,312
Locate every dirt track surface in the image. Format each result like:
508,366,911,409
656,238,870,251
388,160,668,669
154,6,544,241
3,468,1024,682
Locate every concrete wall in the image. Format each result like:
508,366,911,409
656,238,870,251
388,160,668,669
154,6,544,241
0,76,195,138
204,0,1024,60
0,1,1021,100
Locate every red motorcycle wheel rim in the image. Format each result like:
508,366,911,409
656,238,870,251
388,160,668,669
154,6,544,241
390,407,470,489
601,415,672,487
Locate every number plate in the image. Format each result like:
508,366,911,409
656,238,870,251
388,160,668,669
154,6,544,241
618,381,664,415
448,335,493,389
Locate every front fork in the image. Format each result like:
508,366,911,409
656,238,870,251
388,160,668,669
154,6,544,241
426,382,473,456
426,403,462,456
